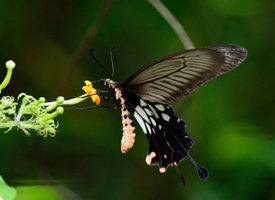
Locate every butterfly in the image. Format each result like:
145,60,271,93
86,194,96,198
84,44,247,184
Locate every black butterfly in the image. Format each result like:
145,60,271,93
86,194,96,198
96,45,247,184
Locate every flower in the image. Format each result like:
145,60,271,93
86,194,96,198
82,80,100,105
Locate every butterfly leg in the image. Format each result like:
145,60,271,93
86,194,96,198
66,105,114,110
97,91,110,103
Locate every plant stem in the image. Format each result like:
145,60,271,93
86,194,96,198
148,0,195,49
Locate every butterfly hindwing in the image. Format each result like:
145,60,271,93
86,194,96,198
160,104,208,180
124,93,208,179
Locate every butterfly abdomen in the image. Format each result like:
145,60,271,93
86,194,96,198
105,78,136,153
121,103,136,153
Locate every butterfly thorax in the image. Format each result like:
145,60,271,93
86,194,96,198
104,78,122,107
104,78,136,153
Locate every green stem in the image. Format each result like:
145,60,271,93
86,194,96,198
0,121,17,129
41,94,89,108
0,61,16,90
148,0,194,49
42,107,64,122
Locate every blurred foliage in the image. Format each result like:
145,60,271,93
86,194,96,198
0,0,274,199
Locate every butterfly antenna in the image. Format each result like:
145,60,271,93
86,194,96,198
110,46,115,79
90,48,111,78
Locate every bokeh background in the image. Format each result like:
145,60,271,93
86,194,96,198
0,0,274,199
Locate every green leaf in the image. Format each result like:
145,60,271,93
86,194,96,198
0,176,17,200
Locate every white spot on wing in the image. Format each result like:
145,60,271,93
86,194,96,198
166,141,171,147
136,106,150,123
134,112,147,134
155,104,165,111
162,113,171,122
146,123,152,134
148,104,159,118
150,117,156,126
140,99,147,107
144,108,152,116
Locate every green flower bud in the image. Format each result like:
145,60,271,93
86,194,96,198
0,61,16,90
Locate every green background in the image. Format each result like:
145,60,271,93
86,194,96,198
0,0,274,199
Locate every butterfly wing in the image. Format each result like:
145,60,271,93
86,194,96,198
118,44,247,181
124,93,208,180
121,45,247,104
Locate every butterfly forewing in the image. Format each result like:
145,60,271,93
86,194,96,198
121,45,247,104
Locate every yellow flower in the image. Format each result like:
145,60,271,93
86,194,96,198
82,80,100,105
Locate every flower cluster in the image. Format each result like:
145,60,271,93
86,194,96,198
0,61,100,137
0,94,63,137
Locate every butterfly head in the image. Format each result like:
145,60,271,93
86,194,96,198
104,78,118,89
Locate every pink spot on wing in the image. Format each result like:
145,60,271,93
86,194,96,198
159,167,166,173
146,152,156,165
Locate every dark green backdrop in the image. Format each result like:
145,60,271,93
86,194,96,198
0,0,274,199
